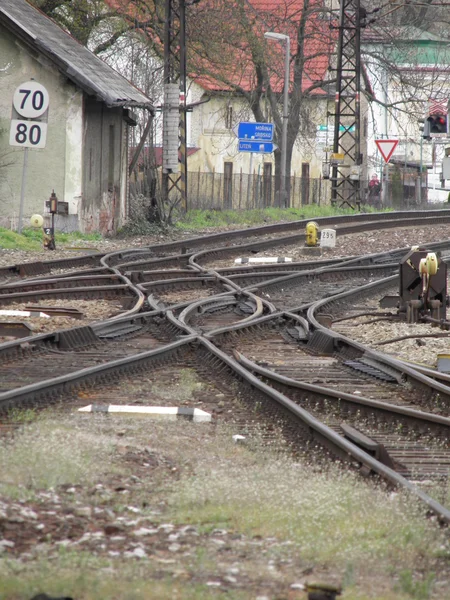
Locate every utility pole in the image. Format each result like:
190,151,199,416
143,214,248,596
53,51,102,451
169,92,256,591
163,0,187,211
330,0,363,209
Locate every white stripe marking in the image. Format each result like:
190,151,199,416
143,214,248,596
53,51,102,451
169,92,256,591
78,405,212,422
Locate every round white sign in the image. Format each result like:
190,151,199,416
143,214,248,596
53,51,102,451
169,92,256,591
13,81,49,119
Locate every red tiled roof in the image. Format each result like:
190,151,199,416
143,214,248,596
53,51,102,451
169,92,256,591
106,0,334,97
189,0,334,95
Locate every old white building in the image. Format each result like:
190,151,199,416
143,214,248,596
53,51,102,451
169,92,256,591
0,0,154,233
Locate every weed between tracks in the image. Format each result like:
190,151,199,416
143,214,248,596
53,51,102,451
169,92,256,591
0,408,449,599
0,228,101,250
173,206,362,230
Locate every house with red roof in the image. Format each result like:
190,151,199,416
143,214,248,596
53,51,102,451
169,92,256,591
107,0,354,207
182,0,339,204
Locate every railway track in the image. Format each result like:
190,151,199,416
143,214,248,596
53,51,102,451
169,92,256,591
2,211,450,524
210,315,450,485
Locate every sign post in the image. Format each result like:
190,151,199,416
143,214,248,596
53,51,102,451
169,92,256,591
10,80,49,233
234,122,276,206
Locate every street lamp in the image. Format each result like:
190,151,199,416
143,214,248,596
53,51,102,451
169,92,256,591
264,31,290,207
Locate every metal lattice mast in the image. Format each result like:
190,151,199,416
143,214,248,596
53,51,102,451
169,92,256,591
331,0,362,209
162,0,187,210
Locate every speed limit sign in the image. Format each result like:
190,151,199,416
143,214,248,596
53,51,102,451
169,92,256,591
13,81,49,119
10,81,49,149
9,119,47,148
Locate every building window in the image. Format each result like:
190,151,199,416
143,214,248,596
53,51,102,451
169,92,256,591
225,105,233,129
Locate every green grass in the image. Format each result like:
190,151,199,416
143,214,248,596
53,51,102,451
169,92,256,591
0,227,102,250
174,205,386,230
0,416,119,500
167,451,446,570
0,550,246,600
1,207,390,246
0,408,448,599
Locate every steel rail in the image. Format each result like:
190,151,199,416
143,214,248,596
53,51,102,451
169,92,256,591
0,284,135,305
0,338,197,410
0,274,125,294
1,327,448,523
242,263,398,298
1,210,450,283
177,291,267,328
187,215,450,269
1,211,449,283
233,349,450,435
146,288,236,313
197,337,450,525
306,275,450,406
100,210,450,267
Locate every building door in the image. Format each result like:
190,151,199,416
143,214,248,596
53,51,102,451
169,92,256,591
301,162,310,205
224,162,233,209
263,162,272,207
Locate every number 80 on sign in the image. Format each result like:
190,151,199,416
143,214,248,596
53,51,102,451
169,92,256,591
9,119,47,149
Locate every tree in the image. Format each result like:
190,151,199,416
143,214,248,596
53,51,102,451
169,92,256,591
34,0,167,222
30,0,130,53
39,0,450,207
107,0,335,203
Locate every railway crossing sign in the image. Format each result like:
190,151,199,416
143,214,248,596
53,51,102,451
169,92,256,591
375,139,399,163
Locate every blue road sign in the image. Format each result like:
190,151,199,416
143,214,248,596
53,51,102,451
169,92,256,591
237,122,274,141
238,140,278,153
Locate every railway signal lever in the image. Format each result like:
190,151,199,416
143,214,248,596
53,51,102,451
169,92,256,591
43,190,57,250
398,247,447,324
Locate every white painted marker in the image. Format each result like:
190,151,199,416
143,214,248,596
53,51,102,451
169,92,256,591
78,405,211,423
234,257,293,264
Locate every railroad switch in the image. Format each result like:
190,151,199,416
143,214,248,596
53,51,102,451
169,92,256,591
392,246,448,324
305,221,319,246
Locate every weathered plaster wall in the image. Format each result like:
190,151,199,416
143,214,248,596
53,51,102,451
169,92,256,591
187,84,331,181
64,90,83,214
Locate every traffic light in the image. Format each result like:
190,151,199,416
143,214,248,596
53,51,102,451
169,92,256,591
427,113,448,135
420,118,431,140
